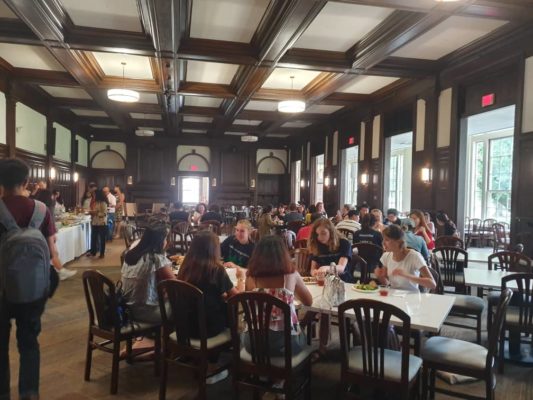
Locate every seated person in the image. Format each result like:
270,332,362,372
200,204,223,224
257,205,277,238
371,209,386,232
410,210,435,250
335,209,361,236
386,208,402,226
169,201,190,223
401,218,430,264
436,212,459,237
191,203,206,224
296,212,323,242
305,204,317,225
221,220,255,268
309,218,352,278
374,225,436,292
284,202,305,223
121,223,176,324
353,214,383,247
245,235,313,356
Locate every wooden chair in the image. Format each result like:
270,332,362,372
464,218,482,249
352,242,383,273
82,270,161,395
294,247,312,277
228,292,316,399
338,299,422,400
169,221,190,255
199,220,222,235
250,228,260,243
435,235,464,249
337,228,354,242
498,273,533,374
294,239,308,249
157,280,232,400
492,223,510,253
287,219,304,235
345,254,369,284
433,247,484,343
422,288,513,400
481,218,497,247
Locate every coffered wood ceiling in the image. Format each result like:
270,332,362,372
0,0,531,143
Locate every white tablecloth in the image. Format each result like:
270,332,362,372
56,221,91,264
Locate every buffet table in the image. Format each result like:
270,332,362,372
56,217,91,264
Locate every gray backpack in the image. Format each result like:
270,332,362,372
0,198,50,304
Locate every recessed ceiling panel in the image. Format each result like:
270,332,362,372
138,126,163,131
262,68,321,90
0,43,65,71
392,16,507,60
305,105,344,114
92,52,153,79
40,85,92,99
0,1,17,18
138,93,159,104
186,61,239,84
234,119,262,126
190,0,270,43
184,96,223,108
60,0,142,32
294,2,393,52
130,113,162,120
266,133,289,138
338,75,399,94
90,124,119,129
281,121,311,128
71,109,108,117
183,115,213,123
225,132,246,136
183,129,207,134
244,100,278,111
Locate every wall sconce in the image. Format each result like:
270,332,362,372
127,175,133,185
50,167,56,180
170,177,176,186
73,172,79,183
300,179,305,188
333,177,337,186
307,180,310,187
421,167,432,183
250,178,256,188
211,178,217,187
324,176,330,187
372,174,378,185
361,173,369,185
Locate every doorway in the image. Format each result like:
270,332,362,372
179,176,209,206
384,132,413,213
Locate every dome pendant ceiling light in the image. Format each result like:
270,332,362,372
241,120,258,142
278,75,305,113
135,113,155,137
107,62,139,103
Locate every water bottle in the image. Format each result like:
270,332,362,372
329,262,337,276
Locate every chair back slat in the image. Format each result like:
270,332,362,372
199,220,222,235
502,273,533,334
488,251,532,272
338,299,411,385
82,270,119,331
352,242,384,272
294,248,311,277
228,292,292,371
294,239,307,249
433,246,468,293
486,288,513,364
157,280,208,350
337,228,354,242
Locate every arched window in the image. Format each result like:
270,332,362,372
91,150,126,169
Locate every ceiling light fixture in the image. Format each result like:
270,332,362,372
278,76,305,113
135,128,155,137
241,135,258,142
107,62,139,103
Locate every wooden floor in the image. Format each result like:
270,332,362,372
6,240,533,399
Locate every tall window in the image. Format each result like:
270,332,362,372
388,153,404,211
312,154,324,204
292,160,301,203
385,132,412,213
180,176,209,205
468,133,513,221
341,146,359,206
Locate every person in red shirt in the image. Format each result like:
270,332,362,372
0,159,59,400
296,212,323,242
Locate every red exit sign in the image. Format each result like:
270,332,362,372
348,136,355,145
481,93,495,107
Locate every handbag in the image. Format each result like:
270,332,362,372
323,262,345,307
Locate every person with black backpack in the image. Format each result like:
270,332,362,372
0,159,59,400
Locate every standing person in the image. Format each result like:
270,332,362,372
410,210,435,250
52,190,65,216
88,189,108,258
220,220,255,268
81,190,92,211
435,212,459,237
374,225,436,292
87,182,98,210
102,186,116,241
113,185,125,239
257,205,277,238
0,159,58,400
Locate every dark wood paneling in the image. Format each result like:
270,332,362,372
220,150,247,187
256,174,283,207
138,146,165,185
0,143,8,159
514,133,533,257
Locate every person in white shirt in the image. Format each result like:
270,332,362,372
102,186,116,241
335,209,361,240
374,224,436,292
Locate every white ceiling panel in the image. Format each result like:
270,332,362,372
130,113,162,120
138,93,159,104
184,96,223,108
244,100,278,111
40,85,92,99
0,1,17,18
234,119,262,126
60,0,142,32
71,109,108,117
294,2,393,52
392,16,508,60
225,132,246,136
137,126,164,131
338,75,399,94
190,0,270,43
281,121,312,128
262,68,321,90
183,129,207,134
90,124,119,129
186,61,239,84
92,52,153,79
0,43,65,71
266,133,290,138
183,115,213,123
305,104,344,114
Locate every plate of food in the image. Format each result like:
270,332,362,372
352,280,379,293
302,276,317,285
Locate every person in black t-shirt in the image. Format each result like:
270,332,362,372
221,220,255,268
436,212,459,237
386,208,402,226
353,213,383,247
200,204,223,224
308,218,352,277
169,201,190,223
